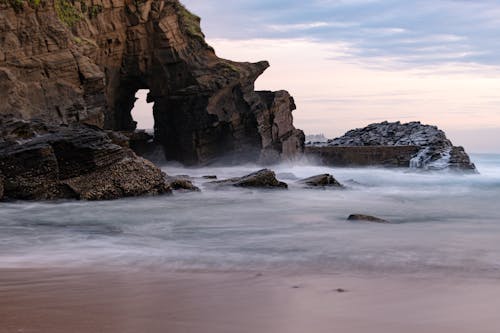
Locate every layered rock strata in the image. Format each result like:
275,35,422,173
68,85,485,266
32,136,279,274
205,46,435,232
0,117,170,200
307,121,476,171
0,0,304,165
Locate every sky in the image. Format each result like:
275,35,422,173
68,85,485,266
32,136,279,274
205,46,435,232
135,0,500,153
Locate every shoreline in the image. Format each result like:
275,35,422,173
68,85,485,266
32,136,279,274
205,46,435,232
2,267,500,333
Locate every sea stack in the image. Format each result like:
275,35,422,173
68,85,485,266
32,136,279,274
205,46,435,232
306,121,476,172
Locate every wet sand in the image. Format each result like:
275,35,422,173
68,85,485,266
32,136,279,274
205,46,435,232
1,268,500,333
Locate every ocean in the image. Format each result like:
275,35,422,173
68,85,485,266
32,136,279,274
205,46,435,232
1,154,499,278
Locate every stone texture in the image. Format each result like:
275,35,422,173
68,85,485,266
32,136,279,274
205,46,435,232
208,169,288,189
308,121,476,171
305,146,420,168
0,117,170,200
0,0,304,165
165,175,200,192
299,174,344,188
347,214,390,224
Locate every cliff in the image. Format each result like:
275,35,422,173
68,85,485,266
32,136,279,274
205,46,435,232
0,0,304,165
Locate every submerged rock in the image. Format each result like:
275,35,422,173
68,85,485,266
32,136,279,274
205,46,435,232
307,121,476,172
347,214,390,224
0,117,170,201
165,176,200,192
209,169,288,189
299,174,344,188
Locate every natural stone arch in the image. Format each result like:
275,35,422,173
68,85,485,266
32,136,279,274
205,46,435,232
0,0,304,165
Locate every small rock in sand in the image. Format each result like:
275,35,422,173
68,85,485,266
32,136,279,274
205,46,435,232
347,214,390,224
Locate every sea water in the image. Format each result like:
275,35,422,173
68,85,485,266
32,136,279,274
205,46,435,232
0,154,499,278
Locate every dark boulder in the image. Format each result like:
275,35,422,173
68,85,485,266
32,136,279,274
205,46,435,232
299,174,344,188
347,214,390,224
209,169,288,189
0,117,170,201
165,176,200,192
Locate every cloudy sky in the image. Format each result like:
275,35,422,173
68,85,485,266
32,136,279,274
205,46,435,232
135,1,500,152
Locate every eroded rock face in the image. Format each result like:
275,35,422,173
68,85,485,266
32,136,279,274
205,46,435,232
309,121,476,171
0,0,304,165
0,117,170,200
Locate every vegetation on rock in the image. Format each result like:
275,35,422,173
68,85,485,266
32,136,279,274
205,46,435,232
54,0,82,26
177,2,205,40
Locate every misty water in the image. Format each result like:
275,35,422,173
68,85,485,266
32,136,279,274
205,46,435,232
1,154,500,278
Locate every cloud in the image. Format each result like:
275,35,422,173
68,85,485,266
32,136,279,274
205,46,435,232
266,21,357,32
205,37,500,152
182,0,500,68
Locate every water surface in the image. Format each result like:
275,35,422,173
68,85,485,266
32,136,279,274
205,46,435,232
1,154,499,278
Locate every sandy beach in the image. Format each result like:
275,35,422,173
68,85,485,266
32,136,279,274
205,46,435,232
1,267,500,333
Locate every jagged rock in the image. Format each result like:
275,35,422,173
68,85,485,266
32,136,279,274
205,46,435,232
64,157,170,200
208,169,288,189
165,176,200,192
202,175,217,179
0,117,170,200
347,214,390,224
299,174,344,188
0,0,304,165
308,121,476,171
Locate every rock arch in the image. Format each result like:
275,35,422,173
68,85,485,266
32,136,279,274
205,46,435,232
0,0,304,165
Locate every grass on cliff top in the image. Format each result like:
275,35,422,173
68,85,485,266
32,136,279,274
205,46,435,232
177,2,205,41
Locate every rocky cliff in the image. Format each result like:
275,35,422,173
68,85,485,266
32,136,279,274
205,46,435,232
307,121,476,171
0,0,304,165
0,115,170,200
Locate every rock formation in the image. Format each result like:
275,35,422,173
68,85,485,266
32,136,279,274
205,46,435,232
0,116,170,200
298,174,344,188
165,175,200,192
307,121,476,171
347,214,390,224
0,0,304,166
208,169,288,189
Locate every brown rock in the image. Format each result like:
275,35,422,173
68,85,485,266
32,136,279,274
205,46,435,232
0,0,304,165
347,214,390,224
0,117,170,201
209,169,288,189
299,174,344,188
